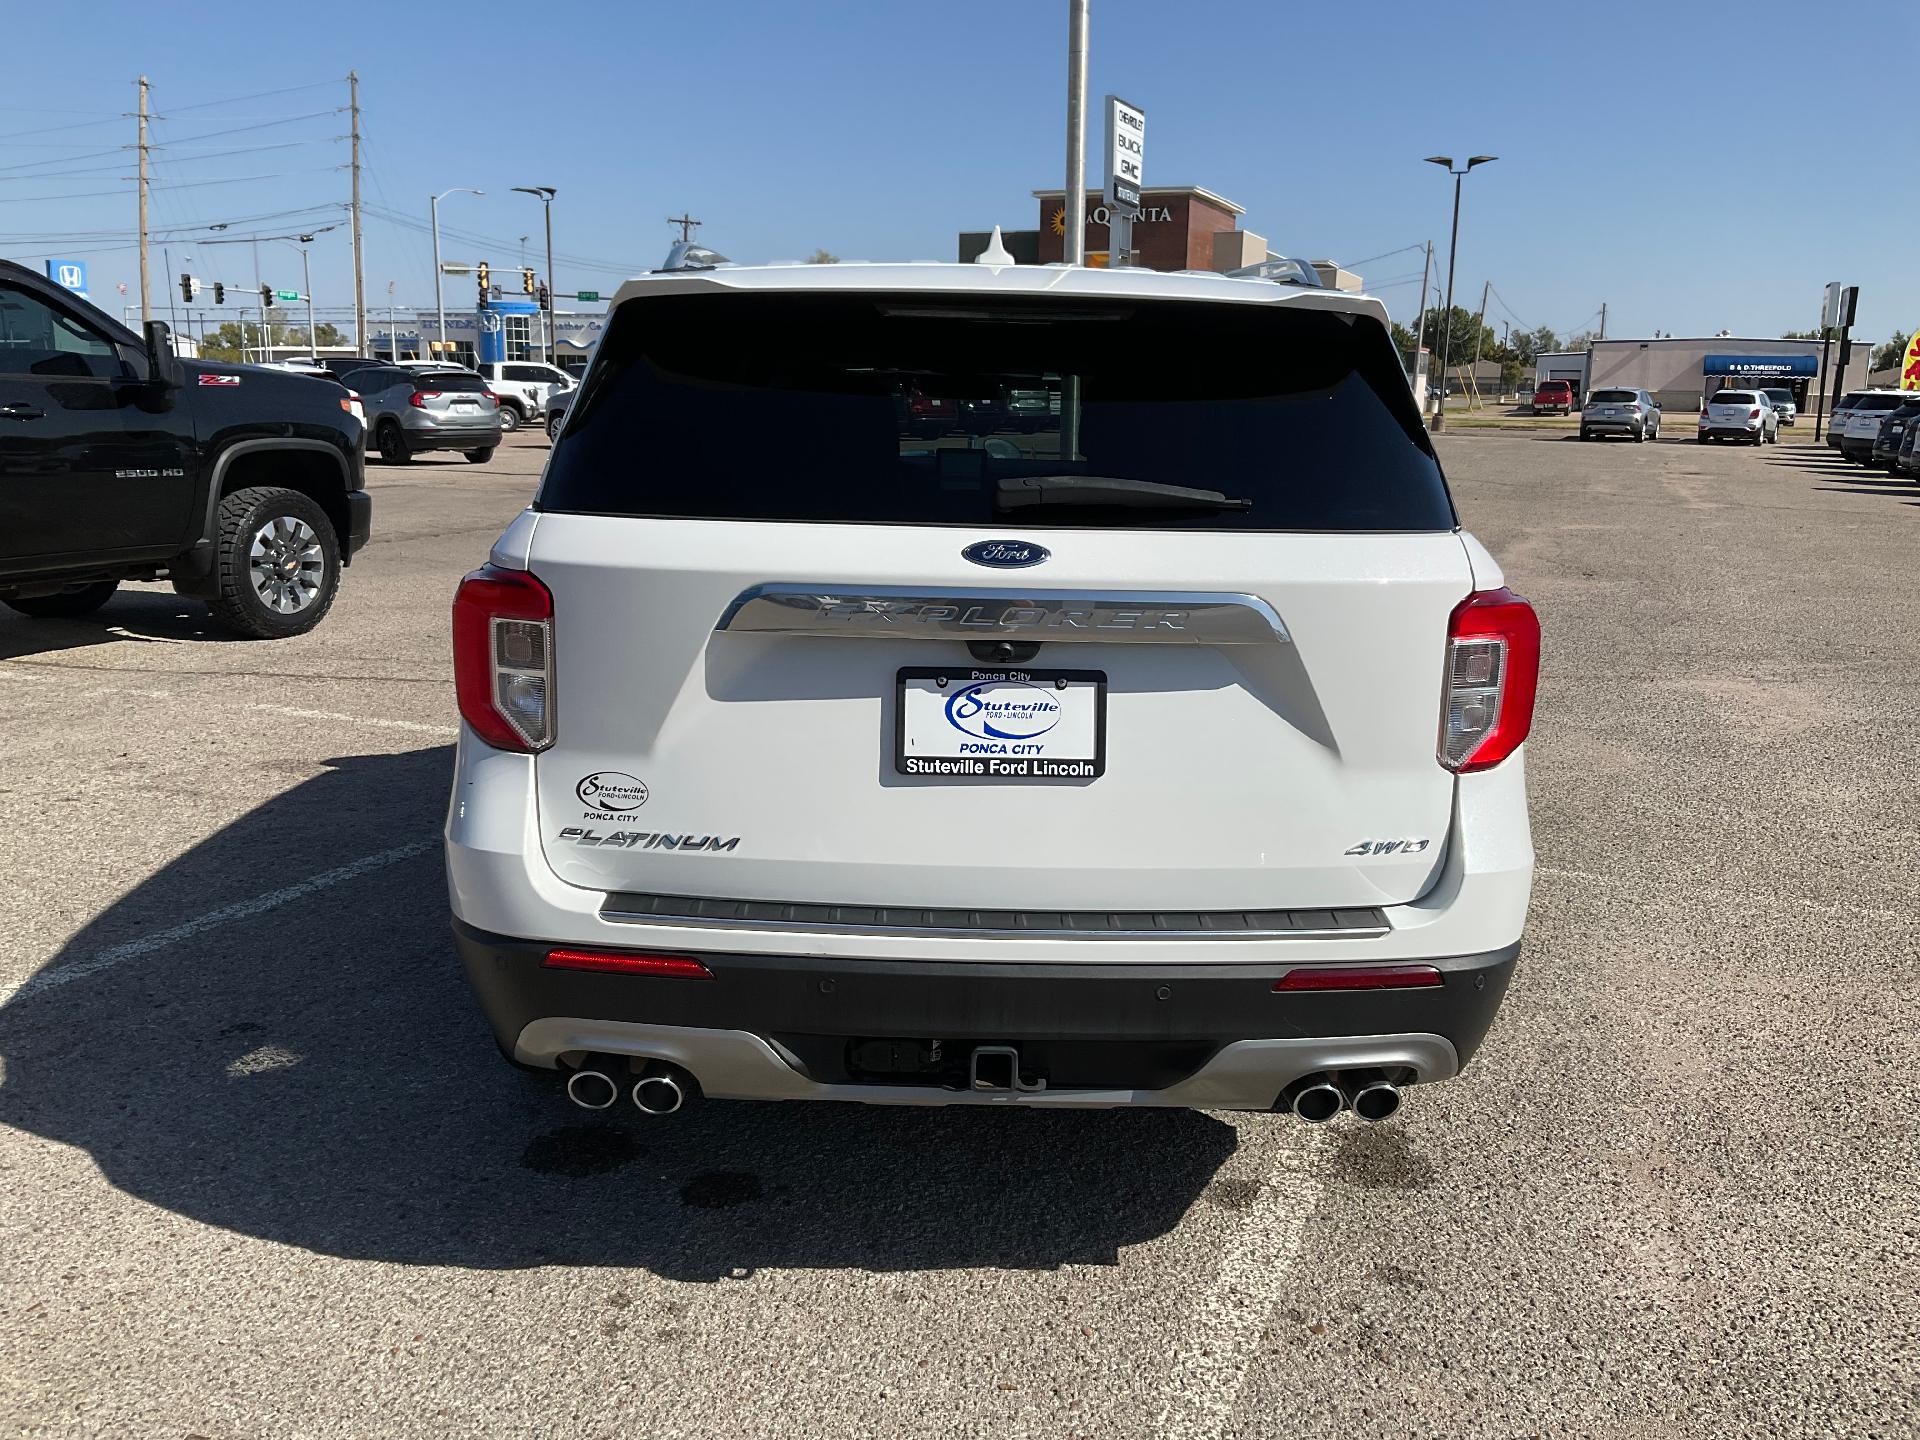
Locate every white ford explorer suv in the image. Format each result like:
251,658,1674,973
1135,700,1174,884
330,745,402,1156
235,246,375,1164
446,260,1539,1124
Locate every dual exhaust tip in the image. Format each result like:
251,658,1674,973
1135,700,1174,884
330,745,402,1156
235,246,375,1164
1282,1069,1402,1124
564,1058,696,1115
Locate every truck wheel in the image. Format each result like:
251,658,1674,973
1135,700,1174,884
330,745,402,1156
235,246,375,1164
376,422,411,465
498,404,523,433
3,580,118,619
205,487,341,639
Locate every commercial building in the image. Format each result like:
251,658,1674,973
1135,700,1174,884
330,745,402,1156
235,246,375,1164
1543,336,1876,412
962,185,1323,277
369,299,607,369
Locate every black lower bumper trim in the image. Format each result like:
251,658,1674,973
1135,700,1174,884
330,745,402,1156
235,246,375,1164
452,920,1518,1088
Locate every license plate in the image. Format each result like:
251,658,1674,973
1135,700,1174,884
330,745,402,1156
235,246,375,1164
453,400,480,410
1601,409,1618,418
896,667,1105,779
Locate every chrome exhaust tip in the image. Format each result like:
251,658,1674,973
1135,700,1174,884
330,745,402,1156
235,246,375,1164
564,1066,619,1111
1284,1075,1345,1124
631,1061,695,1116
1343,1069,1403,1123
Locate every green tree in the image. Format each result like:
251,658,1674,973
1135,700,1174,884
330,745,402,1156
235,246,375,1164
804,249,840,265
1780,328,1824,341
1419,306,1497,372
1871,328,1915,373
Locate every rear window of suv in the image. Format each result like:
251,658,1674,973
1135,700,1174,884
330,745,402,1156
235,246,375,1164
1589,390,1636,404
539,291,1456,531
1712,391,1758,406
416,373,488,394
1853,394,1905,411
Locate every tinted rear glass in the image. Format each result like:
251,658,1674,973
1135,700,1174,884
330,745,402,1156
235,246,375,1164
1713,392,1757,405
1589,390,1636,403
1538,381,1570,391
417,373,488,394
1855,394,1904,411
540,292,1454,531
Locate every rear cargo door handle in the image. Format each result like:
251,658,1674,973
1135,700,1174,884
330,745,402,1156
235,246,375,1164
0,404,45,421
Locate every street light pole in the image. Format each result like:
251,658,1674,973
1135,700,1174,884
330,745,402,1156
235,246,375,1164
431,187,485,362
1423,155,1496,433
513,187,558,366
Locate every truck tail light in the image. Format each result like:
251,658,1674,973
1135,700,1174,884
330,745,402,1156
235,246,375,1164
453,565,554,751
1439,587,1540,773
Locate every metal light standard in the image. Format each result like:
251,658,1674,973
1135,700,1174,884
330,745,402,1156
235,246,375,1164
431,187,485,362
1423,154,1496,433
295,235,318,358
512,186,557,365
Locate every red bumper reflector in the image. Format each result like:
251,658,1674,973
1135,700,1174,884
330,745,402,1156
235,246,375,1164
1273,965,1444,993
542,949,713,979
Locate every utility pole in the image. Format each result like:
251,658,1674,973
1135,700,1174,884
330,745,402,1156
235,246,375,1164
1472,279,1490,366
1413,239,1432,356
1598,301,1607,341
668,214,701,244
349,71,366,357
136,76,151,326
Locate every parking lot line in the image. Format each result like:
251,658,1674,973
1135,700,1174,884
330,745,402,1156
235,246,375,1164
245,703,459,735
1154,1123,1329,1440
4,839,436,1005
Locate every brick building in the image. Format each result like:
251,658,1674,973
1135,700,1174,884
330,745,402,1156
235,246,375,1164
959,185,1267,273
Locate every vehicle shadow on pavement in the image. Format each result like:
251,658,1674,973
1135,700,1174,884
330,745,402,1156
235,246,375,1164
0,748,1235,1279
0,587,237,660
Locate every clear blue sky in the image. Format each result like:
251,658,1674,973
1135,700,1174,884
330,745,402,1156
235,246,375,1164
3,0,1914,346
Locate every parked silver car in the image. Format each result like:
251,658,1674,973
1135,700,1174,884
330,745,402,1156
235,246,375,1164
1759,388,1797,426
1580,387,1659,442
355,365,502,464
1828,391,1865,450
1697,388,1777,446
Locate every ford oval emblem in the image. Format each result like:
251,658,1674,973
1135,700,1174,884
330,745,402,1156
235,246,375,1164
961,539,1050,569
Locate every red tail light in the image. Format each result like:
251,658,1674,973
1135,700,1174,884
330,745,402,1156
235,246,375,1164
409,390,437,408
482,390,501,407
543,949,712,979
1439,586,1540,772
453,565,554,751
1747,408,1761,420
1274,965,1443,992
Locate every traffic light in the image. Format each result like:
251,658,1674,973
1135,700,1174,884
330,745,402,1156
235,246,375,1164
179,273,193,304
537,282,549,308
522,267,535,295
476,262,490,303
213,282,225,305
260,285,273,309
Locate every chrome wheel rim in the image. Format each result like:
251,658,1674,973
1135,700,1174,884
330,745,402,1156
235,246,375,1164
248,515,324,614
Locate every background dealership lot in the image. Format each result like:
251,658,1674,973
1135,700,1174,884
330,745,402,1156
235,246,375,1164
1,429,1914,1437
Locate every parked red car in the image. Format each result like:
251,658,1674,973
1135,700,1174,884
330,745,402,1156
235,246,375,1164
1532,380,1576,415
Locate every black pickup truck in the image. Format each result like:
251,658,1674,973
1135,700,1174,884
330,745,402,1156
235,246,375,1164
0,259,369,638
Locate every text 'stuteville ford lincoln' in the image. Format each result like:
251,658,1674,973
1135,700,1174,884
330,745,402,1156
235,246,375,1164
445,257,1539,1124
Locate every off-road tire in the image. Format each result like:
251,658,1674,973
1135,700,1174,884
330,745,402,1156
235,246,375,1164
3,580,118,619
205,486,341,640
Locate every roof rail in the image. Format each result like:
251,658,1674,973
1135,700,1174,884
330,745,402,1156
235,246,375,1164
657,241,732,273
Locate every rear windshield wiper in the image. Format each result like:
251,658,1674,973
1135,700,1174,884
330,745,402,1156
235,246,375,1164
994,475,1254,511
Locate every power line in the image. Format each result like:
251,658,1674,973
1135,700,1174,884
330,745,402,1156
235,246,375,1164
165,80,341,114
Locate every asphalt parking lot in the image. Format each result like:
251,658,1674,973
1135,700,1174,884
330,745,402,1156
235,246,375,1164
2,429,1915,1439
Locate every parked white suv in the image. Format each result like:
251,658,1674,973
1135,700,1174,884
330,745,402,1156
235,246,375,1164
473,360,574,432
445,262,1539,1123
1838,390,1913,462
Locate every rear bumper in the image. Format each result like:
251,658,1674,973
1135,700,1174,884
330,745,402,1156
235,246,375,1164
400,418,502,451
454,917,1515,1108
1699,425,1760,440
1583,419,1640,434
444,727,1533,1107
